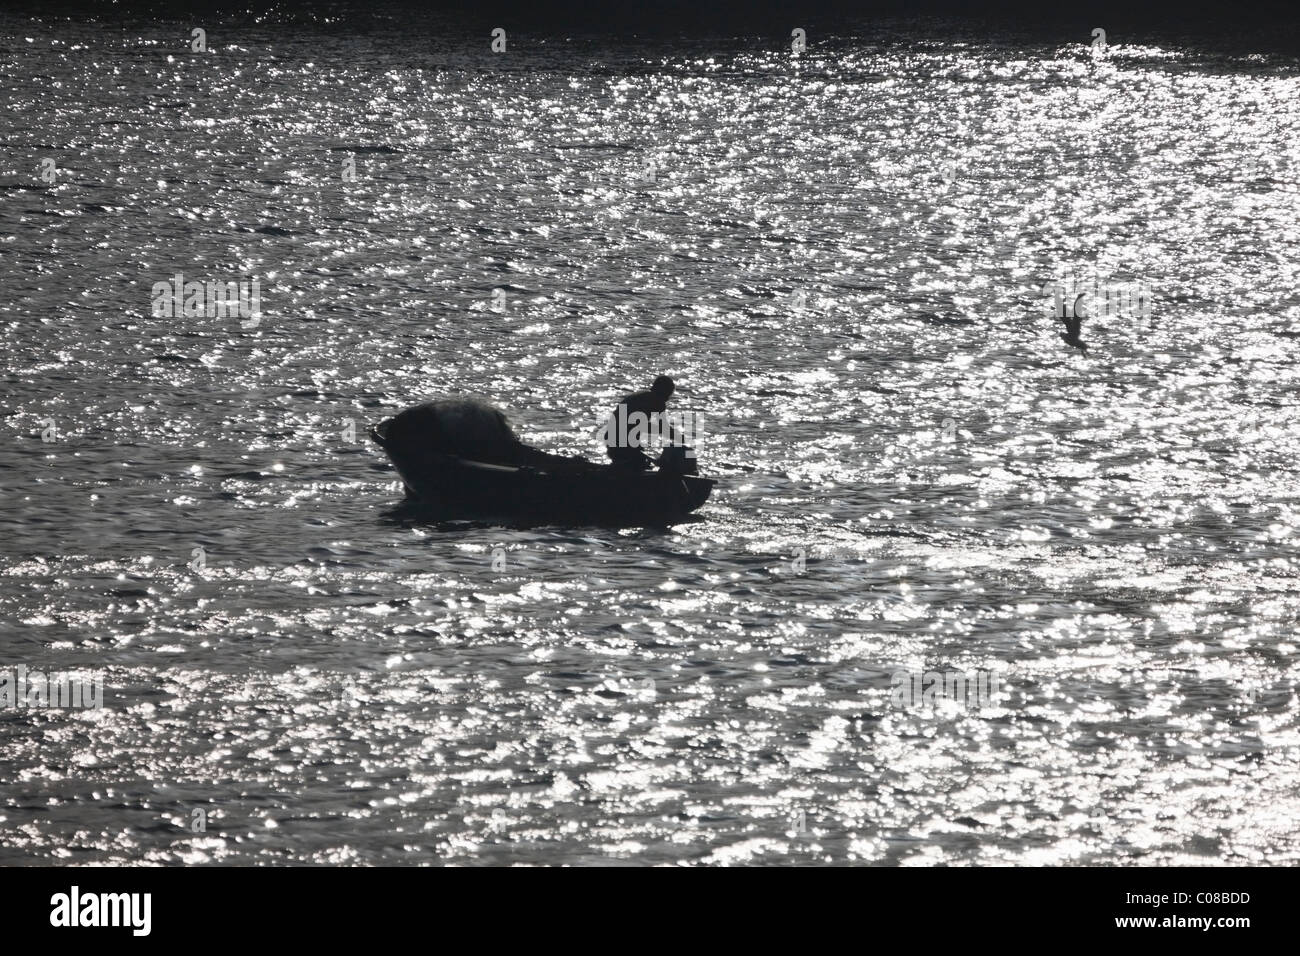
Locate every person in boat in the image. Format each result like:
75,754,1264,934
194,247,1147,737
605,375,682,470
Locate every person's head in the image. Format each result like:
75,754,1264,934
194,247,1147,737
651,375,675,400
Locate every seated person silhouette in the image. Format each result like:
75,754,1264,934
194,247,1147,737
604,375,680,471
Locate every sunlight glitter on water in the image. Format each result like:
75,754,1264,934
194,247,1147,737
1,14,1299,864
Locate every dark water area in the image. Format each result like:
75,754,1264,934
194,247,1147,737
1,5,1299,864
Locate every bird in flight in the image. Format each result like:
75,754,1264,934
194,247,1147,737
1058,314,1088,355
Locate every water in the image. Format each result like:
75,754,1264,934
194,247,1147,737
2,10,1299,865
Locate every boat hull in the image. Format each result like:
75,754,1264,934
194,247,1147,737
371,420,714,526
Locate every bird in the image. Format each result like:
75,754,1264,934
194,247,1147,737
1058,314,1088,355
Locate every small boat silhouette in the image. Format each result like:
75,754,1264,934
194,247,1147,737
371,400,714,527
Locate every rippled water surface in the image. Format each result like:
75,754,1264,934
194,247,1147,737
2,12,1300,865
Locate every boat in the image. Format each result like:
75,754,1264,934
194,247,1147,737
370,399,715,526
